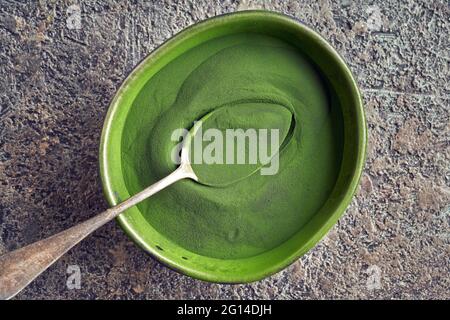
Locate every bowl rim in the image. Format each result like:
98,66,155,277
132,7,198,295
99,10,367,283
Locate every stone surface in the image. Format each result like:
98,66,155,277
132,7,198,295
0,0,448,300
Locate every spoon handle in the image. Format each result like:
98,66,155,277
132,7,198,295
0,208,117,300
0,164,195,300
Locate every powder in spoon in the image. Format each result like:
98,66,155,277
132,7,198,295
187,102,294,187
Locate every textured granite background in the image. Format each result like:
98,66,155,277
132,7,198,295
0,0,448,300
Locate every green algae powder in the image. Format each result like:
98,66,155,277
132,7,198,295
121,33,344,259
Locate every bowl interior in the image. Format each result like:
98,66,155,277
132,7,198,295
100,11,366,283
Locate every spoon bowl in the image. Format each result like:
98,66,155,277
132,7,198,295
186,102,294,187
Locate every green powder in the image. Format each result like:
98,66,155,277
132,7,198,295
121,33,343,259
188,102,294,186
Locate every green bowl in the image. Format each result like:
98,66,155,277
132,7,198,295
99,10,366,283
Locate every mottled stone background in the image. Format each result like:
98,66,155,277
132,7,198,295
0,0,448,299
